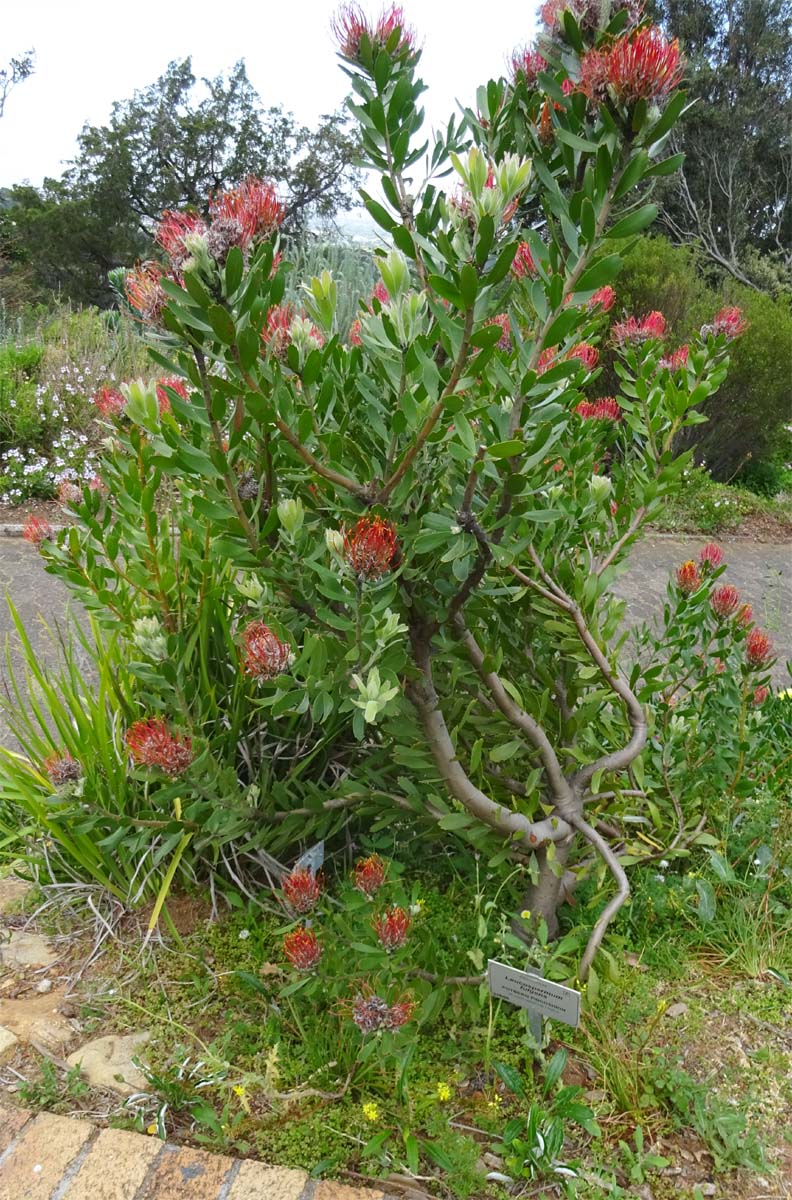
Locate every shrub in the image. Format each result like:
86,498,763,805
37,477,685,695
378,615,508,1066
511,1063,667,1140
3,4,769,981
616,236,792,483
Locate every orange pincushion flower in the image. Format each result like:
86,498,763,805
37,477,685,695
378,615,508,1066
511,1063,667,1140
282,867,322,914
373,905,411,951
125,262,168,325
746,628,773,667
283,927,322,971
567,343,599,370
155,377,188,414
512,242,537,279
354,853,387,897
343,516,398,580
676,561,701,594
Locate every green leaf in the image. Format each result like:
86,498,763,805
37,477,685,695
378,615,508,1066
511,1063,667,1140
556,127,599,154
360,189,396,232
695,878,716,923
459,263,479,307
207,304,236,345
605,203,658,240
224,246,244,295
643,152,685,179
427,275,464,308
494,1061,525,1097
575,254,622,293
489,439,523,459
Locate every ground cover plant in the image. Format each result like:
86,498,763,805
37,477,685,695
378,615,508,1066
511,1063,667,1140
0,1,790,1195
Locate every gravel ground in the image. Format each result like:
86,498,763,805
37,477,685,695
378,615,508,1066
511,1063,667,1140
0,533,789,750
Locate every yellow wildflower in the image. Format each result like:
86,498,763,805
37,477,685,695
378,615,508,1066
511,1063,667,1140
146,1123,158,1136
520,909,532,920
436,1082,452,1102
362,1101,380,1122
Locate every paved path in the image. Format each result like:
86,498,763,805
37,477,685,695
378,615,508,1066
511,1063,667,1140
0,534,789,750
0,1103,386,1200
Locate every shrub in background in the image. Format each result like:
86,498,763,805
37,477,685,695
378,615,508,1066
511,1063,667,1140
614,235,792,485
1,3,774,984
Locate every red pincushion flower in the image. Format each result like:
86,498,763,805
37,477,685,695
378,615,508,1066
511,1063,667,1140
126,719,194,776
23,515,53,547
698,542,723,570
94,386,126,419
746,628,773,667
607,26,684,105
333,4,416,62
578,48,610,103
711,584,740,618
676,560,701,594
373,905,411,951
155,209,207,268
282,867,322,914
371,281,390,307
701,306,749,342
612,310,667,348
510,47,547,86
241,620,292,682
347,987,416,1033
209,177,284,246
58,480,82,507
262,304,295,358
567,343,599,370
43,752,82,786
512,241,537,279
536,346,558,375
348,318,363,347
354,853,387,897
753,685,769,706
659,345,689,370
155,377,188,414
576,396,622,421
125,262,168,325
486,313,512,352
283,927,322,971
343,516,398,580
588,285,616,312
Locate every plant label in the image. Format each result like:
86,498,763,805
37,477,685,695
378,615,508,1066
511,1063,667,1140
487,960,581,1028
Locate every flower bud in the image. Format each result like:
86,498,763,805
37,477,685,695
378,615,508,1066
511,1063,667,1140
588,474,613,503
302,269,337,332
237,575,265,602
387,291,428,345
123,379,160,431
325,528,345,556
277,497,305,537
377,250,410,299
131,616,168,662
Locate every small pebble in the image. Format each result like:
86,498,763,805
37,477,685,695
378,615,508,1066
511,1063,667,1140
36,979,52,994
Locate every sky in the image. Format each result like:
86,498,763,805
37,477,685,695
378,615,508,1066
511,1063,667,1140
1,0,537,201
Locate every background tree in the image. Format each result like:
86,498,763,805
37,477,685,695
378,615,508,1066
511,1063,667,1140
650,0,792,290
0,59,360,307
0,50,34,119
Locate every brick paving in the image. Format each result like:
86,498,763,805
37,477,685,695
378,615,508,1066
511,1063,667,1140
0,1105,387,1200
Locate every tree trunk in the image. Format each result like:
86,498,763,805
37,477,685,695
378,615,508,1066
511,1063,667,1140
513,835,575,943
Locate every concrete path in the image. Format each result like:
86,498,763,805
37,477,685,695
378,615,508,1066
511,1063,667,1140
0,1104,386,1200
0,534,789,750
